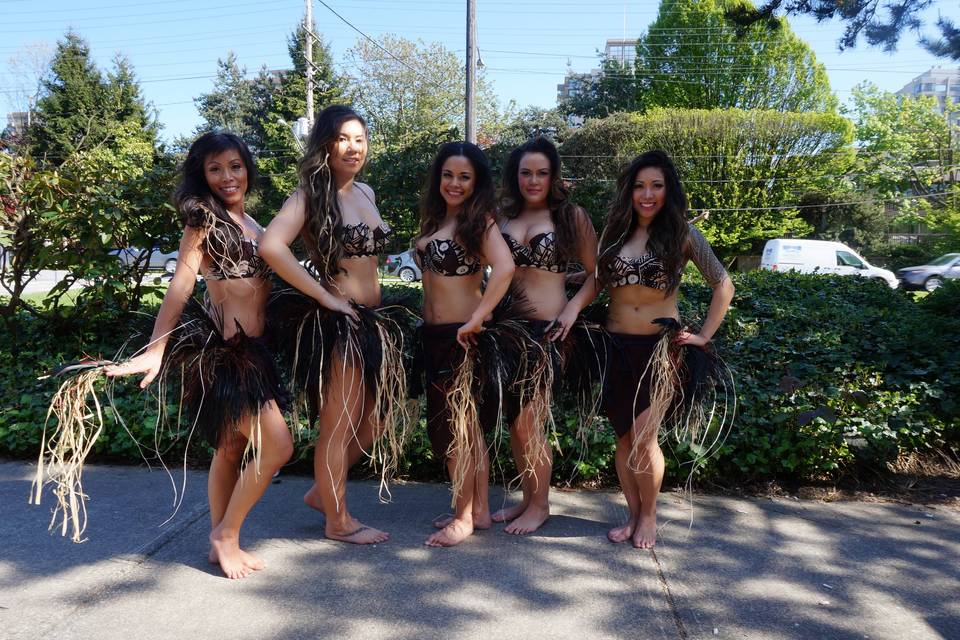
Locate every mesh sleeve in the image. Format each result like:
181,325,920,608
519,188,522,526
687,224,727,286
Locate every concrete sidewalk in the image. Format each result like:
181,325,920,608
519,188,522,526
2,459,958,640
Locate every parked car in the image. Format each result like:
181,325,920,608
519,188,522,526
384,248,421,282
760,239,898,288
896,253,960,292
113,246,178,273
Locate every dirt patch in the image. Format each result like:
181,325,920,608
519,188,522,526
698,452,960,507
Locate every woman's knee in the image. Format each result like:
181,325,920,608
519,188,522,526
215,436,246,465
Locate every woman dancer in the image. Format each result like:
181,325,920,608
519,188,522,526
494,137,599,535
107,132,293,579
260,104,405,545
416,141,515,547
597,150,734,549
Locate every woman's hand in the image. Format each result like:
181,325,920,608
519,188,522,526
547,304,580,342
673,331,708,348
105,349,164,388
321,295,360,324
456,315,485,350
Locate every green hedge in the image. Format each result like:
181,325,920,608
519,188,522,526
3,276,957,486
689,271,959,480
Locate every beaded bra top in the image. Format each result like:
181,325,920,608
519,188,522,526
417,238,481,276
501,230,568,273
339,221,393,257
202,218,272,281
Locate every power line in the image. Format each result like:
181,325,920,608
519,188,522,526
685,192,946,213
314,0,454,95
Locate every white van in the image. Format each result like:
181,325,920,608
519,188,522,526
760,239,898,288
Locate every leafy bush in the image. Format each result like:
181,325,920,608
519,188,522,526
694,270,959,480
3,276,957,487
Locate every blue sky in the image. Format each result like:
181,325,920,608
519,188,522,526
1,0,957,142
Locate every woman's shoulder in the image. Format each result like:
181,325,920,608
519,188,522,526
569,204,592,226
278,188,307,214
355,181,376,201
684,222,708,249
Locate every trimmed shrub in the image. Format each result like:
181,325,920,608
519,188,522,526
3,276,957,486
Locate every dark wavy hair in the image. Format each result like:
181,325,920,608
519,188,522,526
597,150,689,293
298,104,366,280
174,131,257,229
500,136,580,264
418,142,495,260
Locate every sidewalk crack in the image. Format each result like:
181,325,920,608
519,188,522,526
651,549,688,640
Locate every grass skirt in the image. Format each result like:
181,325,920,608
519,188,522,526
266,285,418,494
164,299,290,450
30,297,288,542
414,288,542,505
602,318,735,472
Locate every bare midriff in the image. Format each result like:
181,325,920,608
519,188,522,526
204,276,271,340
606,284,678,336
327,255,382,307
512,267,567,321
420,269,484,325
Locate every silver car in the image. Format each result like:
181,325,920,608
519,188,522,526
113,247,179,274
385,248,421,282
896,253,960,291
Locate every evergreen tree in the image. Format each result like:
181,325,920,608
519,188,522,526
28,32,158,164
255,24,343,214
727,1,960,60
193,52,257,141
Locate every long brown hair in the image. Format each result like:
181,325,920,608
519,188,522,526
597,150,689,293
418,142,494,259
499,136,579,264
298,104,366,280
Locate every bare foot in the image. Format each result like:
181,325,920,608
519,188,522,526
491,502,526,523
209,527,252,579
303,485,326,516
208,547,264,571
240,549,265,570
607,517,636,544
503,504,549,535
433,511,491,530
326,520,389,545
632,513,657,549
425,518,474,547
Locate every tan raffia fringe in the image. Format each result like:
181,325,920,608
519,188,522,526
626,328,737,474
515,337,553,494
30,370,107,543
446,351,484,508
367,309,413,502
628,333,679,473
287,302,414,506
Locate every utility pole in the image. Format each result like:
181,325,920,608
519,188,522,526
305,0,314,127
465,0,476,143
